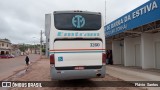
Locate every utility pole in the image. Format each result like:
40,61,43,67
32,37,38,54
34,42,36,54
40,30,43,58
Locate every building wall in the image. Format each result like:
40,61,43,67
153,32,160,69
45,14,51,58
114,32,160,69
124,37,141,66
141,33,155,69
106,43,112,50
112,41,124,64
124,37,135,66
0,39,12,55
12,49,21,57
0,42,11,49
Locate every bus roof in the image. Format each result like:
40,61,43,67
54,10,101,15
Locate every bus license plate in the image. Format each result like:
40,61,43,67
75,67,84,70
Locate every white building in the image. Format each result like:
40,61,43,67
11,44,21,57
105,0,160,69
0,39,12,55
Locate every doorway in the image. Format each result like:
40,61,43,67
155,42,160,69
135,44,141,67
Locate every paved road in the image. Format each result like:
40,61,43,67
0,54,40,80
5,58,145,90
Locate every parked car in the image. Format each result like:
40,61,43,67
0,55,3,58
10,54,15,58
0,55,9,58
0,54,14,59
6,54,14,58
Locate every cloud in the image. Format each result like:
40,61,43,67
0,0,149,44
106,0,149,24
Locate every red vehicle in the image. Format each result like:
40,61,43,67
0,55,14,58
0,55,8,58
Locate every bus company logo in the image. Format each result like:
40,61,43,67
72,15,85,28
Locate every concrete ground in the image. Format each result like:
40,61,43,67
0,54,40,81
1,57,160,90
5,58,144,90
106,65,160,90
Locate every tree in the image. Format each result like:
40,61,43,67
19,44,25,52
42,48,45,53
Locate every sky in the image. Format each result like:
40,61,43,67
0,0,149,44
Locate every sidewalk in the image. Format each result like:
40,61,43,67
106,65,160,90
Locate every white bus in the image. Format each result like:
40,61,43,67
48,10,106,80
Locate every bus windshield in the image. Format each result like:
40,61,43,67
54,13,101,30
